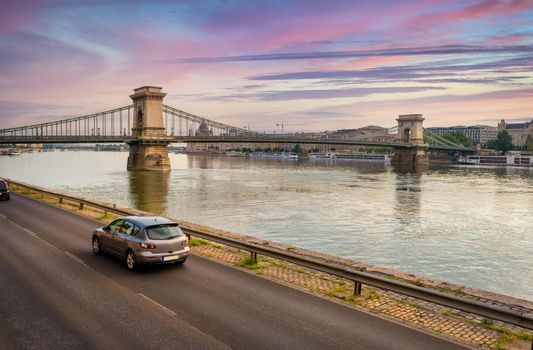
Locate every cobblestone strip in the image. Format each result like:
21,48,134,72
192,242,531,350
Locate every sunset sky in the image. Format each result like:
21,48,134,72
1,0,532,132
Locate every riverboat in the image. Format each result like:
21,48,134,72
458,154,533,167
249,152,298,159
309,152,391,164
0,148,22,156
225,151,246,157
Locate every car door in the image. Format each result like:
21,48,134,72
102,219,125,256
114,220,135,256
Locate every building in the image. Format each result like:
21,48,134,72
195,121,213,136
425,125,497,146
497,119,533,147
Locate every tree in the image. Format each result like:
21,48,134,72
487,130,514,153
525,134,533,152
292,144,302,154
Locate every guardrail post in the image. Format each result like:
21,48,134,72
59,197,63,204
79,202,84,210
250,251,257,264
353,281,362,295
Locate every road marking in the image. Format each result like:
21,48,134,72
64,251,86,265
24,228,38,237
0,213,7,220
138,293,177,316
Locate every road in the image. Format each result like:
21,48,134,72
0,192,468,349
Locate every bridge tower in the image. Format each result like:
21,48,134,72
127,86,171,171
392,114,429,166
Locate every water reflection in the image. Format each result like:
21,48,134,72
128,171,170,215
394,172,422,225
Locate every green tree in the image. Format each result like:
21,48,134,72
487,130,514,153
525,134,533,152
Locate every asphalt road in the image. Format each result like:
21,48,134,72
0,192,468,349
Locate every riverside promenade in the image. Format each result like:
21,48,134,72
1,183,532,349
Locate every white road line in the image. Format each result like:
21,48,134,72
138,293,177,316
0,213,7,220
64,251,86,265
24,228,38,237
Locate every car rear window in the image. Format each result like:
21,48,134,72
0,181,7,190
146,224,183,240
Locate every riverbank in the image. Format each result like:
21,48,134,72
5,179,532,349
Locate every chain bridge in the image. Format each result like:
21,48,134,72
0,86,475,170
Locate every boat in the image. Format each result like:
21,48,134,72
309,152,391,164
458,154,533,167
225,151,246,157
249,152,298,159
1,148,22,156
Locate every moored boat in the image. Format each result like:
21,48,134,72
309,152,391,164
458,154,533,167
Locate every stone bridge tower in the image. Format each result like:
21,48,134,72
392,114,429,166
127,86,171,171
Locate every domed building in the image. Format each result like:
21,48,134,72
196,120,213,136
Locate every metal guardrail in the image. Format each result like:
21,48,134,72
5,178,533,333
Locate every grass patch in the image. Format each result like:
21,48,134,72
97,212,113,220
518,331,532,342
482,318,494,326
189,238,209,247
365,290,380,301
326,285,350,298
238,256,261,271
443,310,455,317
495,333,513,350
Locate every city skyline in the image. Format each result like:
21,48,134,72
1,0,532,131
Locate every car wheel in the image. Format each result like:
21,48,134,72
92,237,101,255
6,195,10,201
126,250,137,271
175,257,187,265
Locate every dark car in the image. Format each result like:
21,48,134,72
0,180,10,201
92,216,189,271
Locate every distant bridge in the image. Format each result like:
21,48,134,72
0,86,475,170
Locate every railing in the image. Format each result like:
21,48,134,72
5,178,533,335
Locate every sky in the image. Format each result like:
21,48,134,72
1,0,532,132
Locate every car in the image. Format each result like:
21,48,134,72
92,216,189,271
0,179,10,201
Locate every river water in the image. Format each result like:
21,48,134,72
1,151,531,301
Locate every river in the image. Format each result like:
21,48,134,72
1,150,531,301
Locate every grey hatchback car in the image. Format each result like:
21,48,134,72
92,216,189,271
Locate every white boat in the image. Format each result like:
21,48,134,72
309,152,391,164
225,151,246,157
459,154,533,167
3,148,22,156
250,152,298,159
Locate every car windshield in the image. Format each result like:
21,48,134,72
146,224,183,240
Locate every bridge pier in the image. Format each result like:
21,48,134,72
126,86,171,171
392,114,429,166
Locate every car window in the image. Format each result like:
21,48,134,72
122,221,134,235
131,224,141,236
146,224,183,240
0,181,7,190
109,219,124,232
